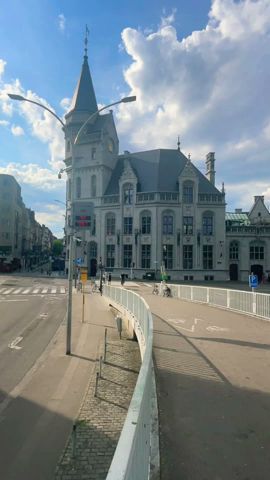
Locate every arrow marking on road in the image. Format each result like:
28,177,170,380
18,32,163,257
206,326,229,332
168,317,203,332
8,336,23,350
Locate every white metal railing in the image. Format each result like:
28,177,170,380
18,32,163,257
104,285,153,480
167,284,270,320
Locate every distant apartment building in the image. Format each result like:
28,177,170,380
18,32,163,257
0,174,54,271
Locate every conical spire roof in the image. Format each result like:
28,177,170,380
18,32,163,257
69,54,98,114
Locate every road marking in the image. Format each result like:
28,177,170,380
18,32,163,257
0,288,6,293
39,313,48,318
51,288,57,294
60,287,65,294
41,288,48,294
168,317,203,333
2,289,13,294
143,283,152,287
13,288,23,294
207,326,229,332
8,336,23,350
33,288,40,294
22,289,30,294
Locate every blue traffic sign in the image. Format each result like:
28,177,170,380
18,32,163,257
249,274,258,288
76,257,83,265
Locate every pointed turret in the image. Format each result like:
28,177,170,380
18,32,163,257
67,27,98,116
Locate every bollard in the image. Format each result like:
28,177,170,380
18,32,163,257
116,315,122,339
94,372,99,397
104,328,107,362
99,355,103,378
72,423,77,459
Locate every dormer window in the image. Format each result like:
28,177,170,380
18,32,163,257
123,183,133,205
183,181,194,203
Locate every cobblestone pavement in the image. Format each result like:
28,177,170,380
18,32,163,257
54,323,140,480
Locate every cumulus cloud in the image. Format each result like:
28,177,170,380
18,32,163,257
60,97,71,112
0,163,62,191
0,59,6,77
116,0,270,209
0,119,9,127
35,205,65,237
58,14,66,32
11,124,24,136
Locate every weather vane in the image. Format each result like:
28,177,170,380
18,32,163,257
84,24,89,57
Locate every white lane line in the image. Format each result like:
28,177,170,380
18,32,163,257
41,288,48,294
143,283,152,287
60,287,66,294
168,317,203,333
51,288,57,294
8,336,23,350
2,289,14,294
0,288,6,293
13,288,23,294
22,289,30,294
33,288,40,294
0,299,29,303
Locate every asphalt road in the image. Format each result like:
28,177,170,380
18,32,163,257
0,275,67,403
128,282,270,480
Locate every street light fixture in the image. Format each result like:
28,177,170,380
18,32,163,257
8,91,136,355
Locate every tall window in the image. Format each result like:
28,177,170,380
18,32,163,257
141,245,151,268
163,214,173,234
68,179,71,201
123,184,133,204
123,244,132,267
89,241,97,258
141,214,151,234
203,245,213,269
250,245,264,260
203,214,214,235
91,175,97,197
106,214,116,235
76,177,81,199
230,241,239,260
124,217,133,235
162,244,173,269
92,215,96,236
183,216,193,235
183,181,194,203
183,245,193,269
91,147,96,159
106,245,115,268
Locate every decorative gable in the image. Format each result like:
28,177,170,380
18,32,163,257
119,158,138,183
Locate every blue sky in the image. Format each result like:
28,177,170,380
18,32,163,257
0,0,270,237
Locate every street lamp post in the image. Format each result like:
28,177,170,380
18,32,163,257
8,92,136,355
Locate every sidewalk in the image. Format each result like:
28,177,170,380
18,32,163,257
54,289,141,480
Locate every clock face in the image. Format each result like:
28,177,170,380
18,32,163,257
108,137,114,153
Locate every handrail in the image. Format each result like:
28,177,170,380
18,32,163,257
104,285,154,480
166,284,270,321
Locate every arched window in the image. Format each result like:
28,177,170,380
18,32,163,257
183,181,194,204
162,212,174,235
202,211,214,235
91,175,97,197
106,213,116,235
123,183,134,205
76,177,81,199
141,211,151,234
229,241,239,260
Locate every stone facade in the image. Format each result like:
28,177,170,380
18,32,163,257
64,52,270,283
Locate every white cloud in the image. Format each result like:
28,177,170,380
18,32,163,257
160,8,177,28
11,124,24,136
60,97,71,112
0,59,6,78
0,163,63,191
35,206,65,237
116,0,270,208
0,119,9,127
58,14,66,33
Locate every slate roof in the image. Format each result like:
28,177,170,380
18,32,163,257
105,149,222,195
69,56,98,114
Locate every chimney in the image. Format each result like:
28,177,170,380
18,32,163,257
254,195,264,203
235,208,242,213
205,152,216,186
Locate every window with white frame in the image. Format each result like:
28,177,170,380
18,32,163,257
124,217,133,235
162,244,173,269
106,244,115,267
183,216,193,235
123,244,132,267
203,245,213,269
141,213,151,234
106,214,116,235
202,213,214,235
91,175,97,197
183,181,194,203
141,244,151,268
163,214,173,234
76,177,81,199
250,244,264,260
230,241,239,260
183,245,193,269
123,183,134,205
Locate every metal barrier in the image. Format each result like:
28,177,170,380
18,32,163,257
104,285,153,480
167,284,270,321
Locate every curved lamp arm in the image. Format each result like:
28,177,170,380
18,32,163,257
74,96,136,145
7,93,65,128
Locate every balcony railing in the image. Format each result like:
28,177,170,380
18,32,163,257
226,225,270,234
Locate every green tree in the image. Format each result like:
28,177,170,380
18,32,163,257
52,239,64,256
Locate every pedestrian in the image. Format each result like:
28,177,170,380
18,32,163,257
120,273,125,286
108,273,111,285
